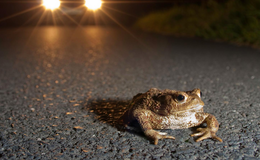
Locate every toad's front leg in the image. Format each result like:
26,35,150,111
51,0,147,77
133,109,175,145
191,113,222,142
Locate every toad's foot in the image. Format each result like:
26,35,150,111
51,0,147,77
145,130,175,145
191,128,222,142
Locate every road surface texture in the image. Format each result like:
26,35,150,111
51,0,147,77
0,27,260,159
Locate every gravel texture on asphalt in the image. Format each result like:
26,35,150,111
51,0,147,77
0,27,260,159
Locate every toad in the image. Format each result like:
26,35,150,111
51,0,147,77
119,88,222,145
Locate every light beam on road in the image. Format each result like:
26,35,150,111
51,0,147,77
42,0,60,10
85,0,102,10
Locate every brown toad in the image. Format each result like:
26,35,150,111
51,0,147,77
119,88,222,145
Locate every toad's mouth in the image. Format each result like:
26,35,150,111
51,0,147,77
174,104,204,113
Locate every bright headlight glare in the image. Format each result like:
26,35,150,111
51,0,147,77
85,0,102,10
42,0,60,10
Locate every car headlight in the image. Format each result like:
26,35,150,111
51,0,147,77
85,0,102,10
42,0,60,10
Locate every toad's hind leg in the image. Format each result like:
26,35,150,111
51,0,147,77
191,114,222,142
133,109,175,145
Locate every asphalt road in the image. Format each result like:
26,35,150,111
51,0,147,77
0,26,260,159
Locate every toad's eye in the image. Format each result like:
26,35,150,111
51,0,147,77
177,94,185,101
200,91,202,98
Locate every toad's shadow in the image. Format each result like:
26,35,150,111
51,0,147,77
84,99,208,142
84,99,143,134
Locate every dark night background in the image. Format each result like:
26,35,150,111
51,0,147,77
0,0,206,26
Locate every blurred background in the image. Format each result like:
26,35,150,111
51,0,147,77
0,0,259,47
0,0,175,26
